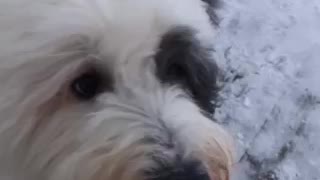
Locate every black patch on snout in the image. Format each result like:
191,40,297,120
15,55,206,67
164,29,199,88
155,27,219,114
145,156,209,180
201,0,221,26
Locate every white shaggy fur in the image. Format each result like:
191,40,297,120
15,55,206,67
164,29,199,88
0,0,233,180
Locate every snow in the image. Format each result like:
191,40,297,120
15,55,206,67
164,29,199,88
212,0,320,179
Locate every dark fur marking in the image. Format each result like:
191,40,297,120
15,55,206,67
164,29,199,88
201,0,221,26
201,0,220,7
145,157,209,180
155,27,219,114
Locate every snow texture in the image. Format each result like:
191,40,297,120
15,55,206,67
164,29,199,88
213,0,320,179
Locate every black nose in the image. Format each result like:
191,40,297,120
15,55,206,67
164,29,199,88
146,160,210,180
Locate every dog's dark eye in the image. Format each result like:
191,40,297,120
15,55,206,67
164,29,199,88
166,63,188,82
155,27,219,113
71,71,102,100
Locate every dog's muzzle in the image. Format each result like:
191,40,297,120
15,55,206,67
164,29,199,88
145,158,209,180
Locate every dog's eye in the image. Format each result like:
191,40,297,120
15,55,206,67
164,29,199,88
71,71,102,100
155,27,219,113
166,63,188,82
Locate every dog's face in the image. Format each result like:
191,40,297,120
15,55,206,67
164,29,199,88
0,0,233,180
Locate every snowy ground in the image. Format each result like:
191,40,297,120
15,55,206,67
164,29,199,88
212,0,320,179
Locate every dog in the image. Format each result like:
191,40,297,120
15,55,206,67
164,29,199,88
0,0,233,180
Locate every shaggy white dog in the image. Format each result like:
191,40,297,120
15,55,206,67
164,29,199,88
0,0,233,180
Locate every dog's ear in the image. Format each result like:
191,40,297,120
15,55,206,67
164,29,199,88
201,0,221,26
